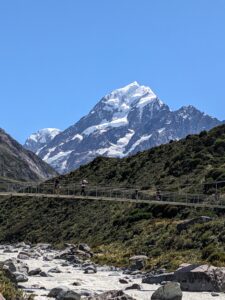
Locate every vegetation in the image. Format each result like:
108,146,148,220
0,269,33,300
1,196,225,270
2,125,225,279
51,124,225,195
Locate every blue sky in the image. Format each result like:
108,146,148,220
0,0,225,143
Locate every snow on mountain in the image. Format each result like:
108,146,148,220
34,82,222,174
24,128,61,154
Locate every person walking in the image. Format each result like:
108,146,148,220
54,178,60,195
80,179,88,196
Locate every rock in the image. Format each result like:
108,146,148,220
211,292,219,297
84,290,136,300
14,272,28,283
3,259,17,272
48,266,61,273
55,248,80,263
79,289,95,297
15,242,27,248
17,252,30,260
74,249,92,259
174,264,225,292
119,278,129,284
84,265,97,274
129,255,148,271
177,216,212,232
0,293,6,300
17,262,29,274
3,246,14,253
48,286,81,300
58,290,81,300
40,271,49,277
151,282,182,300
78,243,91,253
108,272,121,276
43,254,55,261
28,268,42,276
143,273,175,284
36,243,52,250
48,286,70,298
72,282,82,286
125,283,142,290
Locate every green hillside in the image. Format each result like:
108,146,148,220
53,124,225,195
1,196,225,270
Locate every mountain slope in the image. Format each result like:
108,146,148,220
51,124,225,194
24,128,61,154
38,82,222,173
0,128,58,182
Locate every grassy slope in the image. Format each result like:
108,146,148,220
53,125,225,194
1,196,225,270
0,270,33,300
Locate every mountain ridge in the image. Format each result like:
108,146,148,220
25,82,223,173
0,128,58,182
48,124,225,195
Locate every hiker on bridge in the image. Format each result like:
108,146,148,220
54,178,60,195
80,179,88,196
156,188,162,201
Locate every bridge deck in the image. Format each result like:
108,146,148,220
1,192,225,209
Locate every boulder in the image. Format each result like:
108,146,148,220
40,271,49,277
119,278,129,284
28,268,42,276
14,272,28,283
48,286,81,300
17,252,30,260
174,264,225,292
58,290,81,300
151,282,182,300
78,243,91,253
3,259,17,272
177,216,212,232
36,243,52,250
17,262,29,274
84,290,136,300
84,265,97,274
48,286,70,298
125,283,142,290
143,273,175,284
129,255,148,271
48,266,61,273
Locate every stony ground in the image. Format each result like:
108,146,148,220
0,244,225,300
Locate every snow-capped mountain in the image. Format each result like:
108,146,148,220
24,128,61,154
35,82,222,173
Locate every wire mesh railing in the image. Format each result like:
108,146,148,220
1,179,225,208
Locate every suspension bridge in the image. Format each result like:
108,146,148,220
1,179,225,209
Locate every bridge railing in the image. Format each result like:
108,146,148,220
1,180,225,207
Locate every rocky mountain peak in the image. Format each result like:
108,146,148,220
24,128,61,154
24,82,223,174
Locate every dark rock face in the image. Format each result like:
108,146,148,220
0,128,58,181
174,264,225,292
35,82,222,173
